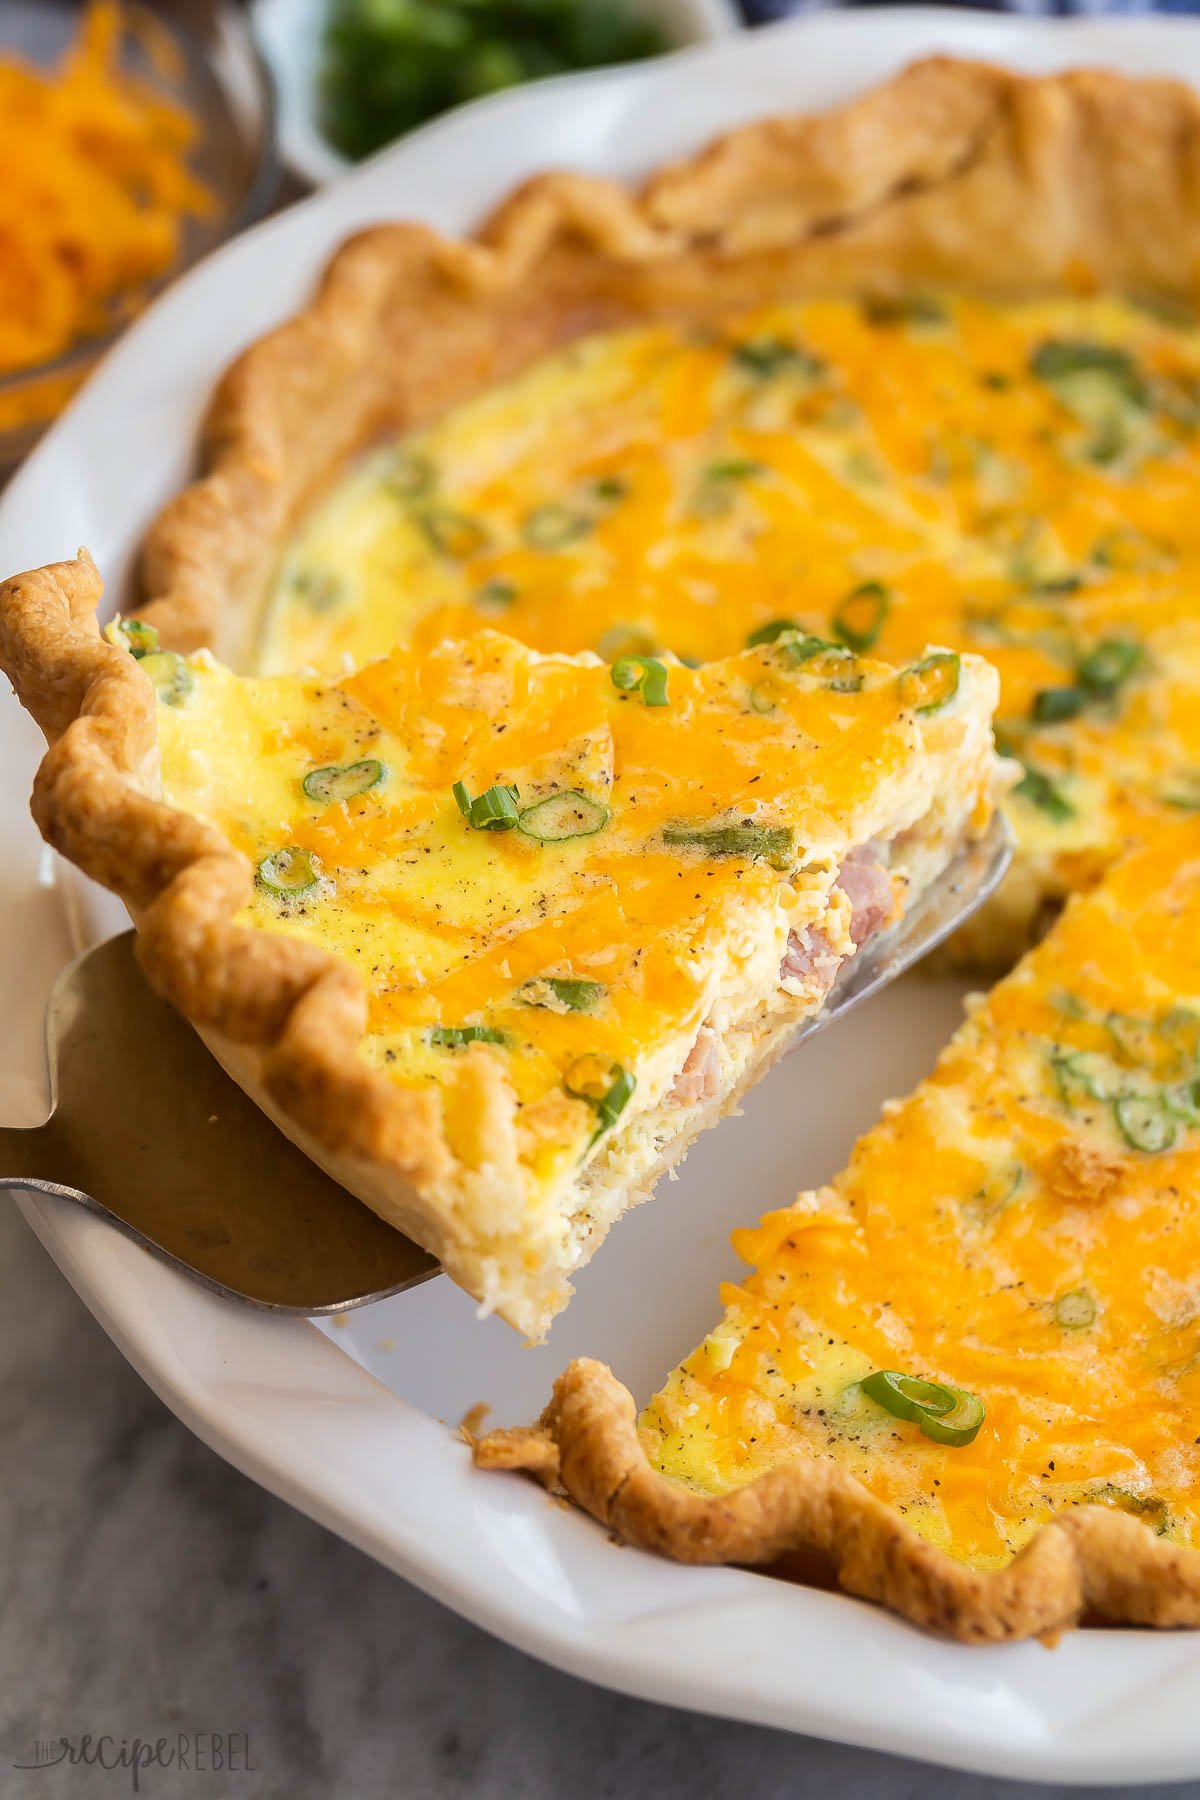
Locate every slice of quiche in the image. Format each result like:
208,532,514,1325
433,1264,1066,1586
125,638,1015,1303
0,553,999,1337
478,819,1200,1632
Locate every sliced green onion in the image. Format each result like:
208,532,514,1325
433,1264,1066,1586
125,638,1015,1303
519,976,604,1014
1055,1288,1097,1330
832,581,890,652
256,846,321,896
611,656,669,707
1052,1050,1114,1106
517,791,609,842
564,1053,636,1141
732,338,822,380
778,634,847,669
596,623,657,662
303,759,385,804
746,617,802,648
523,503,591,549
662,822,796,869
419,509,489,560
1031,339,1147,405
1114,1091,1177,1153
113,617,159,658
704,458,761,482
863,293,948,329
388,449,436,500
1164,770,1200,810
748,681,777,714
591,474,628,502
1013,764,1074,822
1165,1077,1200,1126
898,652,961,715
453,780,520,831
292,568,343,612
475,578,517,610
859,1369,985,1447
428,1025,506,1048
1077,637,1142,696
1032,686,1085,725
138,651,194,707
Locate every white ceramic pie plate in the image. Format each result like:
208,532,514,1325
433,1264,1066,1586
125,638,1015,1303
6,12,1200,1783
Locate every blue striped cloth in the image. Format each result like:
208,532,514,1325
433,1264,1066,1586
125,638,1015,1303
740,0,1200,18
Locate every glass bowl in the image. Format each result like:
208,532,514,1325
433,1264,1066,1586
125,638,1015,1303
0,0,279,476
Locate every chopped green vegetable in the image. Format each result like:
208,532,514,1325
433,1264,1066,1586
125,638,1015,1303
388,449,436,500
1114,1091,1177,1153
419,509,489,560
320,0,668,162
746,617,802,648
704,458,762,482
1032,686,1086,726
564,1053,636,1142
1055,1289,1097,1330
1052,1050,1114,1106
292,569,344,612
138,651,194,707
1165,1077,1200,1126
1030,339,1149,406
611,655,669,707
519,976,604,1013
517,791,609,842
475,578,518,610
1013,764,1075,822
662,822,796,868
591,474,627,502
523,503,591,549
732,338,823,381
898,652,960,715
1077,637,1142,696
453,780,521,831
428,1025,507,1048
256,846,321,896
832,581,889,653
303,759,385,804
862,293,948,329
113,617,159,658
859,1369,985,1447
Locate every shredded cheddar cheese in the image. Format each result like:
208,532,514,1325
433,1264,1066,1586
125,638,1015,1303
262,293,1200,955
642,819,1200,1569
0,2,210,415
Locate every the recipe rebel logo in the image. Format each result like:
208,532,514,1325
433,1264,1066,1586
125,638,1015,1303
11,1732,255,1791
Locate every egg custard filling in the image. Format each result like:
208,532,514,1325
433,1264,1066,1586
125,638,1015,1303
638,821,1200,1571
262,292,1200,961
123,622,999,1333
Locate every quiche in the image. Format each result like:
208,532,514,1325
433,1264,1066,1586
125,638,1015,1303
477,818,1200,1639
131,57,1200,964
255,293,1200,969
0,552,999,1335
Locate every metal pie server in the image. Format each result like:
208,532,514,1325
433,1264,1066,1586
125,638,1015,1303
0,816,1010,1315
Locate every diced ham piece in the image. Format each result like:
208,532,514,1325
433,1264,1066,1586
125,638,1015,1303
779,846,898,987
670,1022,722,1108
834,845,898,947
778,926,842,995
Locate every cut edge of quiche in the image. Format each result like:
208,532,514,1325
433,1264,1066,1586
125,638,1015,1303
474,820,1200,1638
0,550,1000,1339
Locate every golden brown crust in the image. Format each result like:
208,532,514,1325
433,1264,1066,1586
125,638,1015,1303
137,57,1200,665
475,1358,1200,1643
0,550,492,1286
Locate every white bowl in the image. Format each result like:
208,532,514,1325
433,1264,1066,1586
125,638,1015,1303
7,11,1200,1782
251,0,743,185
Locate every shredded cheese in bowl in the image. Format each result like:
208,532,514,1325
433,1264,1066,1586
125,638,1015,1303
0,1,211,431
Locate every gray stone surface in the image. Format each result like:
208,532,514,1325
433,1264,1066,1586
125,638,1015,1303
0,1205,1187,1800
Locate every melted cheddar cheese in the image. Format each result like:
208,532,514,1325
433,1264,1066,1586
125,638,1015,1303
144,626,996,1256
261,293,1200,947
641,819,1200,1569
